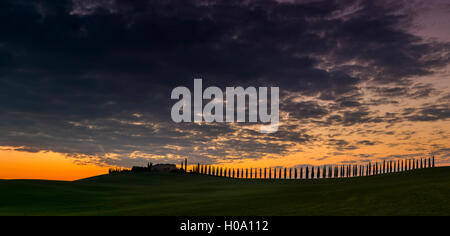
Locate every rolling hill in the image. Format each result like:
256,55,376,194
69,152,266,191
0,167,449,216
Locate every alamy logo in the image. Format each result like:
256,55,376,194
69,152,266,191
171,79,279,133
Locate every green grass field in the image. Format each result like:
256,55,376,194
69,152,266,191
0,167,449,216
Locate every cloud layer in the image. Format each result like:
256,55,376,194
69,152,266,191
1,0,449,167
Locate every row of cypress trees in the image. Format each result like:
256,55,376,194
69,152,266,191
188,156,435,179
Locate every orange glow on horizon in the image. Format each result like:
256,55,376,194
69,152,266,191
0,148,108,181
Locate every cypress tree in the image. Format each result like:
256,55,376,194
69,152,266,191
306,167,309,179
300,167,303,179
432,156,435,168
185,159,188,173
294,168,298,179
284,168,287,179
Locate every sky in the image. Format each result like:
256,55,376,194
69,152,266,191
0,0,449,180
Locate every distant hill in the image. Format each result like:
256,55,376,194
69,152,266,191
0,167,449,216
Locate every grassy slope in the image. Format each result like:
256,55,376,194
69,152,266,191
0,167,449,216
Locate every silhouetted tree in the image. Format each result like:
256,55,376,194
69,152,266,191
432,156,435,168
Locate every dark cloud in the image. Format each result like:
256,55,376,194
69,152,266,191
405,104,450,122
0,0,448,166
328,139,359,151
369,83,438,99
357,140,378,146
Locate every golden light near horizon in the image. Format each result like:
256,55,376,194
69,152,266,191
0,147,109,181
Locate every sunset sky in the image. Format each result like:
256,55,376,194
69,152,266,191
1,0,449,180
